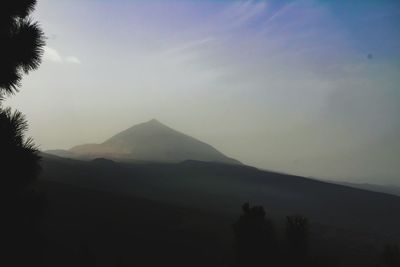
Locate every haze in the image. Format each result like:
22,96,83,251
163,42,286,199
5,0,400,185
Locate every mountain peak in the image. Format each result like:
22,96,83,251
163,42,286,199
140,119,172,129
130,119,173,133
54,120,241,165
147,118,162,125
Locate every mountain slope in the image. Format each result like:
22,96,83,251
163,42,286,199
39,154,399,266
40,153,400,240
48,119,240,165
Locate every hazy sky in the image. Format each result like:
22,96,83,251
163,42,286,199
5,0,400,185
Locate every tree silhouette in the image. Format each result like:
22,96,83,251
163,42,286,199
286,215,309,266
0,1,45,266
233,203,278,266
0,0,44,192
0,0,45,192
0,107,41,192
381,244,400,267
79,244,97,267
0,0,44,95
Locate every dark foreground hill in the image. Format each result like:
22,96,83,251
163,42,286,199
46,119,240,165
334,181,400,197
38,180,233,267
42,156,400,238
39,179,396,267
37,153,400,266
40,153,400,236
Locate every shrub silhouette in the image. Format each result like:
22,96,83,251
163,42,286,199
233,202,278,266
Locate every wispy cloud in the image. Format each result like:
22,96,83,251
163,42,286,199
161,1,269,58
164,37,215,55
43,46,63,62
223,1,268,26
65,56,82,64
43,46,81,64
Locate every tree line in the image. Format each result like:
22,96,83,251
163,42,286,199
233,203,400,267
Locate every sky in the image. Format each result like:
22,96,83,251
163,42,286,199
5,0,400,185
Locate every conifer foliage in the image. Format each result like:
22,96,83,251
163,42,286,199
0,0,45,192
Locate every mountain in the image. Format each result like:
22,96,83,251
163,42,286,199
47,119,240,165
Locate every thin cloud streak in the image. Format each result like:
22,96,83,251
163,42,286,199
43,46,81,64
43,46,63,62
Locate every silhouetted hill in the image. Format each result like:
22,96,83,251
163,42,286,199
334,181,400,197
40,153,400,240
38,180,233,267
38,153,400,266
46,119,240,165
45,149,76,159
91,157,116,165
